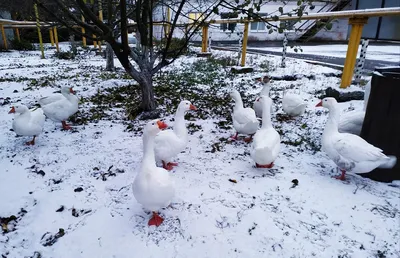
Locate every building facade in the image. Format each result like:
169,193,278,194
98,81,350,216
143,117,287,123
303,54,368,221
154,0,354,42
0,10,14,48
352,0,400,41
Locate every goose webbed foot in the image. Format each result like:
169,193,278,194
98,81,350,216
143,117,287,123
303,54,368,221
244,134,254,143
334,169,346,181
25,136,36,146
230,132,238,141
62,121,72,130
148,211,164,227
256,162,274,168
162,160,177,171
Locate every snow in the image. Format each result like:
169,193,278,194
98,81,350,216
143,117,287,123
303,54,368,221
1,43,399,258
250,44,400,63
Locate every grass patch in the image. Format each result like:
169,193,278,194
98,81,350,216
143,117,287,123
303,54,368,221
71,56,260,131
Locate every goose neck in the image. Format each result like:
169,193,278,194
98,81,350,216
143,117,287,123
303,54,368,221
261,102,272,128
233,97,244,110
142,132,156,168
324,105,340,135
66,94,78,102
260,84,270,96
18,109,31,119
173,109,187,137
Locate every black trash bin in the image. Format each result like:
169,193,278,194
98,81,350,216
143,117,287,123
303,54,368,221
359,66,400,183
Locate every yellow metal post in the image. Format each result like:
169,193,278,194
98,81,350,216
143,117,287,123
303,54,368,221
81,0,86,47
98,0,103,52
49,29,54,46
33,4,45,59
201,26,209,52
340,17,368,88
15,28,20,41
164,7,171,38
90,0,97,48
81,24,86,47
93,35,97,48
240,22,249,67
0,24,7,50
53,27,59,52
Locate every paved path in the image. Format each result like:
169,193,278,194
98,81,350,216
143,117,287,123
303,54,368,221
210,44,399,72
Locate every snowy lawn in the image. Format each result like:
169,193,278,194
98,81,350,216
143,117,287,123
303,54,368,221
249,44,400,63
0,43,399,258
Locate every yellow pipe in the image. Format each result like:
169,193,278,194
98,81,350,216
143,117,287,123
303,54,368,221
98,0,103,52
81,23,86,47
240,22,249,67
81,0,86,47
15,28,20,41
49,29,54,46
340,17,368,88
93,34,97,48
165,7,171,38
91,0,96,48
53,27,59,52
0,24,7,50
33,4,44,59
201,26,209,52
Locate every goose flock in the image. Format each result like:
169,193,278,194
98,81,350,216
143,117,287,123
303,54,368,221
7,77,396,227
8,86,79,145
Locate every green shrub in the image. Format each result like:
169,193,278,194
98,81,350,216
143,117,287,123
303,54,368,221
155,37,188,59
53,44,77,60
10,39,35,51
54,51,75,60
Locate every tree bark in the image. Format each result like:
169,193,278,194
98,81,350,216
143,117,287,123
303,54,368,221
105,42,114,71
138,71,156,111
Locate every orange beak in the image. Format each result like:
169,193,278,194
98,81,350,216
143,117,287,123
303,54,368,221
8,106,15,114
315,101,323,107
189,104,197,111
157,120,168,130
255,77,262,82
70,87,75,94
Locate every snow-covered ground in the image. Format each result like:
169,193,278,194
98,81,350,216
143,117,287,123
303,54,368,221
249,44,400,63
0,43,399,258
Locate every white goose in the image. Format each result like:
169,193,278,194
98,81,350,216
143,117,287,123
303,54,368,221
250,96,281,168
338,109,365,135
132,119,175,227
316,97,397,181
8,105,46,145
39,86,79,130
364,79,371,110
154,100,197,170
282,90,307,117
338,79,371,135
253,76,271,118
38,87,71,106
230,89,260,142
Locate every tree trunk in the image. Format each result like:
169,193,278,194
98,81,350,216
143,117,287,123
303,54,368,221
105,43,114,71
139,72,156,111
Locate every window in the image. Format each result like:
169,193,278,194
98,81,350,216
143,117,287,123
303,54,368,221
251,22,266,31
280,20,296,31
188,12,203,29
188,12,202,21
250,13,267,31
220,12,238,32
